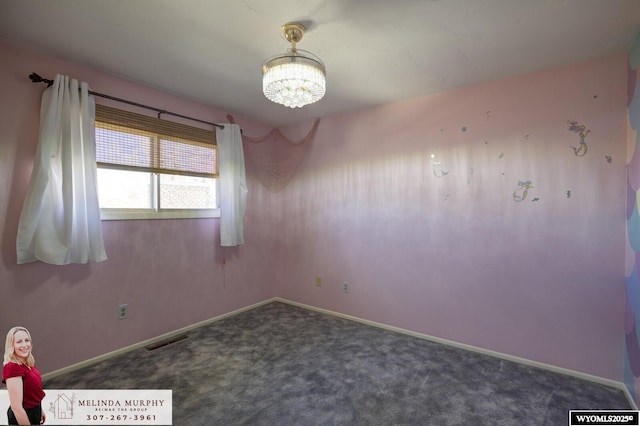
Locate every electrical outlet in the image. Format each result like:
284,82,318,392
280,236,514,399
118,304,128,320
343,281,349,293
315,277,322,287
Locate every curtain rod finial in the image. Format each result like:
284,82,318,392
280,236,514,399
29,73,54,86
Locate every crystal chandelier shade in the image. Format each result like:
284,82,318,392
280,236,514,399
262,23,326,108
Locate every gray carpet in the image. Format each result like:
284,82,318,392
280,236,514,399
44,302,631,425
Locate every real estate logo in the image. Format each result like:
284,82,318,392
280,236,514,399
49,392,76,421
39,389,172,425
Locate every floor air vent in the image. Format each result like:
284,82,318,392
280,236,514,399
145,334,189,351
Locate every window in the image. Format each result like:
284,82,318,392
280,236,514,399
94,104,219,220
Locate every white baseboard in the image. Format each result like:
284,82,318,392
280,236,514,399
274,297,638,410
43,296,638,410
42,298,277,381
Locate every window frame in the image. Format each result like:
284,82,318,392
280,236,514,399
94,104,220,220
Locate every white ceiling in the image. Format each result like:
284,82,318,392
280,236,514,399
1,0,639,128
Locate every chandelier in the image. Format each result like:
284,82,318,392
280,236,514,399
262,22,326,108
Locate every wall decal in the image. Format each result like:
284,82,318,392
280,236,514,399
513,180,533,202
532,197,540,202
567,190,571,198
606,155,613,163
567,120,591,157
498,152,504,159
461,126,467,132
430,154,449,178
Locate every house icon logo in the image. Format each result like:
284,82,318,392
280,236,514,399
50,392,75,420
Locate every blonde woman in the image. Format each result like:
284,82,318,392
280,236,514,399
3,327,45,425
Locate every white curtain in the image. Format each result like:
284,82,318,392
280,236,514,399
217,123,247,246
16,75,107,265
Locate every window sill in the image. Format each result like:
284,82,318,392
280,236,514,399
100,208,220,220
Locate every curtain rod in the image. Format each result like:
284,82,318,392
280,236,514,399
29,73,224,130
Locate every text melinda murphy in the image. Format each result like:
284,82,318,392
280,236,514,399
0,389,172,425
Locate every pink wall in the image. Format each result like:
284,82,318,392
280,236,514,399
274,53,628,381
0,37,628,382
0,39,278,374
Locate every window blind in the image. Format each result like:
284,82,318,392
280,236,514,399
95,104,218,178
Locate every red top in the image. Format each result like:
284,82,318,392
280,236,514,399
2,362,46,409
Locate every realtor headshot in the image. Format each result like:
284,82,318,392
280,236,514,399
3,327,46,425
